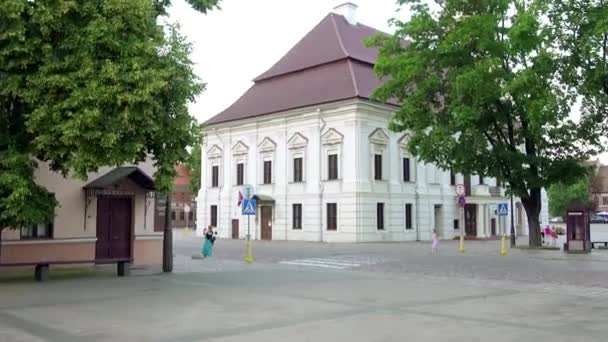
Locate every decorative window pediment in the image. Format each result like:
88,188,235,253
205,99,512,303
258,137,277,153
232,141,249,156
398,133,411,151
287,132,309,150
207,145,223,159
369,128,389,146
321,128,343,146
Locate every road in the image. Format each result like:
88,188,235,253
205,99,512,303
0,231,607,341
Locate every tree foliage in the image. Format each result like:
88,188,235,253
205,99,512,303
369,0,607,245
0,0,218,230
548,176,591,218
186,130,203,194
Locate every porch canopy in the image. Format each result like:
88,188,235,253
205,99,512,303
84,167,155,191
252,194,274,204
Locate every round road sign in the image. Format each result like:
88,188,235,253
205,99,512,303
456,184,465,196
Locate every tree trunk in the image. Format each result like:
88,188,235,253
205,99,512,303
163,194,173,273
521,187,542,246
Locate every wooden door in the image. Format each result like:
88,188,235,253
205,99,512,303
231,219,239,239
261,206,272,240
491,218,497,236
464,204,477,237
96,197,132,260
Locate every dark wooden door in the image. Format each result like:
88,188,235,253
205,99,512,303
464,204,477,237
232,219,239,239
491,218,497,236
96,197,132,260
261,206,272,240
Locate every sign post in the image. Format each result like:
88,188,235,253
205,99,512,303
241,185,256,263
498,203,509,255
456,185,466,253
184,204,191,235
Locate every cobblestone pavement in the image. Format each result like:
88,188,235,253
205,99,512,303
174,229,608,289
0,230,607,341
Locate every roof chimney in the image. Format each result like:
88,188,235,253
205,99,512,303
333,2,358,26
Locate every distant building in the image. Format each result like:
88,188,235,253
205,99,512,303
587,159,608,212
172,164,196,229
197,3,548,242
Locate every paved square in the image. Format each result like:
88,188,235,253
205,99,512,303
1,233,608,341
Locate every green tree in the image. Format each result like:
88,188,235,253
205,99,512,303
186,130,203,194
0,0,219,231
548,176,592,218
369,0,606,246
549,0,608,130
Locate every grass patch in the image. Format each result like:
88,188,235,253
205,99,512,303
0,266,115,284
514,245,561,251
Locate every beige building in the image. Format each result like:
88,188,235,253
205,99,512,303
0,160,164,272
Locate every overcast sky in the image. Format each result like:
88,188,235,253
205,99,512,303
167,0,402,123
167,0,606,162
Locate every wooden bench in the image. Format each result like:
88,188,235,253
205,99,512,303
0,259,131,282
591,242,608,250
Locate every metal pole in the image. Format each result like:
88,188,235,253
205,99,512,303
510,193,516,247
459,206,465,253
245,215,253,263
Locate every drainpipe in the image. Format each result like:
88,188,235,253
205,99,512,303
213,128,225,236
318,110,326,242
415,182,420,241
284,119,288,241
355,121,360,243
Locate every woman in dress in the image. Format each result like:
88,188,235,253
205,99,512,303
202,226,215,258
431,229,440,254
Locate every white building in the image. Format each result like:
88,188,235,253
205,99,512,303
197,4,549,242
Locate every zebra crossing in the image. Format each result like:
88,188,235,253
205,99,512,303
278,255,387,270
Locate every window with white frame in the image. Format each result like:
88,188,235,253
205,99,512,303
369,128,388,181
207,144,223,188
288,132,308,183
398,134,415,183
232,141,249,186
321,128,343,181
257,137,276,185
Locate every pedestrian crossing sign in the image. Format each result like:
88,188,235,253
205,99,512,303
242,198,256,216
498,203,508,216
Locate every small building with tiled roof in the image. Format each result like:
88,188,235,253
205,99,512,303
197,3,545,242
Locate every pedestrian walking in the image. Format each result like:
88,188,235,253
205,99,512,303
202,226,216,258
432,229,440,254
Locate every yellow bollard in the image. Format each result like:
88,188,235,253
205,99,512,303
501,235,507,256
244,241,253,263
184,227,190,236
459,234,465,253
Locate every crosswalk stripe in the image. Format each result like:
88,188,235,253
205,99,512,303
279,260,347,269
278,255,388,270
300,259,362,267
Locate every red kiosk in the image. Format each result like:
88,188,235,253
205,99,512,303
564,201,592,253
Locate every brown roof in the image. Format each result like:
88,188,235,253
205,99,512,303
205,13,388,125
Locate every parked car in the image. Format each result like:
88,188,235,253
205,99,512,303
590,216,608,224
550,217,562,223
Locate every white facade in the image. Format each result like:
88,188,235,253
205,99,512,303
197,99,549,242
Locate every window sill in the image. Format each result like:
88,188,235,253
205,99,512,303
324,179,342,182
289,181,306,185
